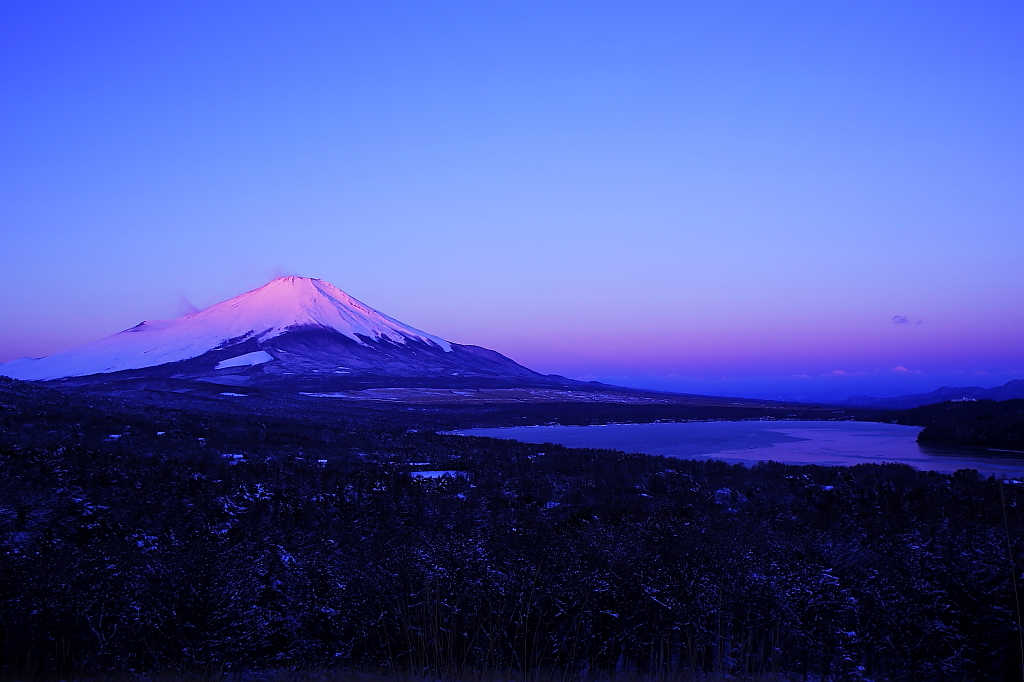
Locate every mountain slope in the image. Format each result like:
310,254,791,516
0,277,564,390
1,277,452,380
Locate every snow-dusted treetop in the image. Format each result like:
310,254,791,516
0,276,452,381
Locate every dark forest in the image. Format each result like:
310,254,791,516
2,379,1024,680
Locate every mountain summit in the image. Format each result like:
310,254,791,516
0,277,559,389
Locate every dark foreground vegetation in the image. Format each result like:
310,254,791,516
2,379,1024,680
888,399,1024,452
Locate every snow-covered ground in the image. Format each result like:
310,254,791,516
214,350,275,369
410,470,468,479
298,387,684,404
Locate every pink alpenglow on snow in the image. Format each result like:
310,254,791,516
0,277,452,381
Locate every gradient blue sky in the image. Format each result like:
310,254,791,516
2,1,1022,401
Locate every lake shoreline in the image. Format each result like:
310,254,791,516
456,420,1024,476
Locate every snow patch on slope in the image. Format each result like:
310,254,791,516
215,350,275,369
0,277,452,381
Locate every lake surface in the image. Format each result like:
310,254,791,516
457,421,1024,476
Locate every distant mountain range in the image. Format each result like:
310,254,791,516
840,379,1024,410
0,277,575,392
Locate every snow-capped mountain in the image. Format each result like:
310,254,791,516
0,277,562,389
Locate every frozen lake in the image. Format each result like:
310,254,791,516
457,420,1024,476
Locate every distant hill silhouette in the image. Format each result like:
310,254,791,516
885,398,1024,452
841,379,1024,409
